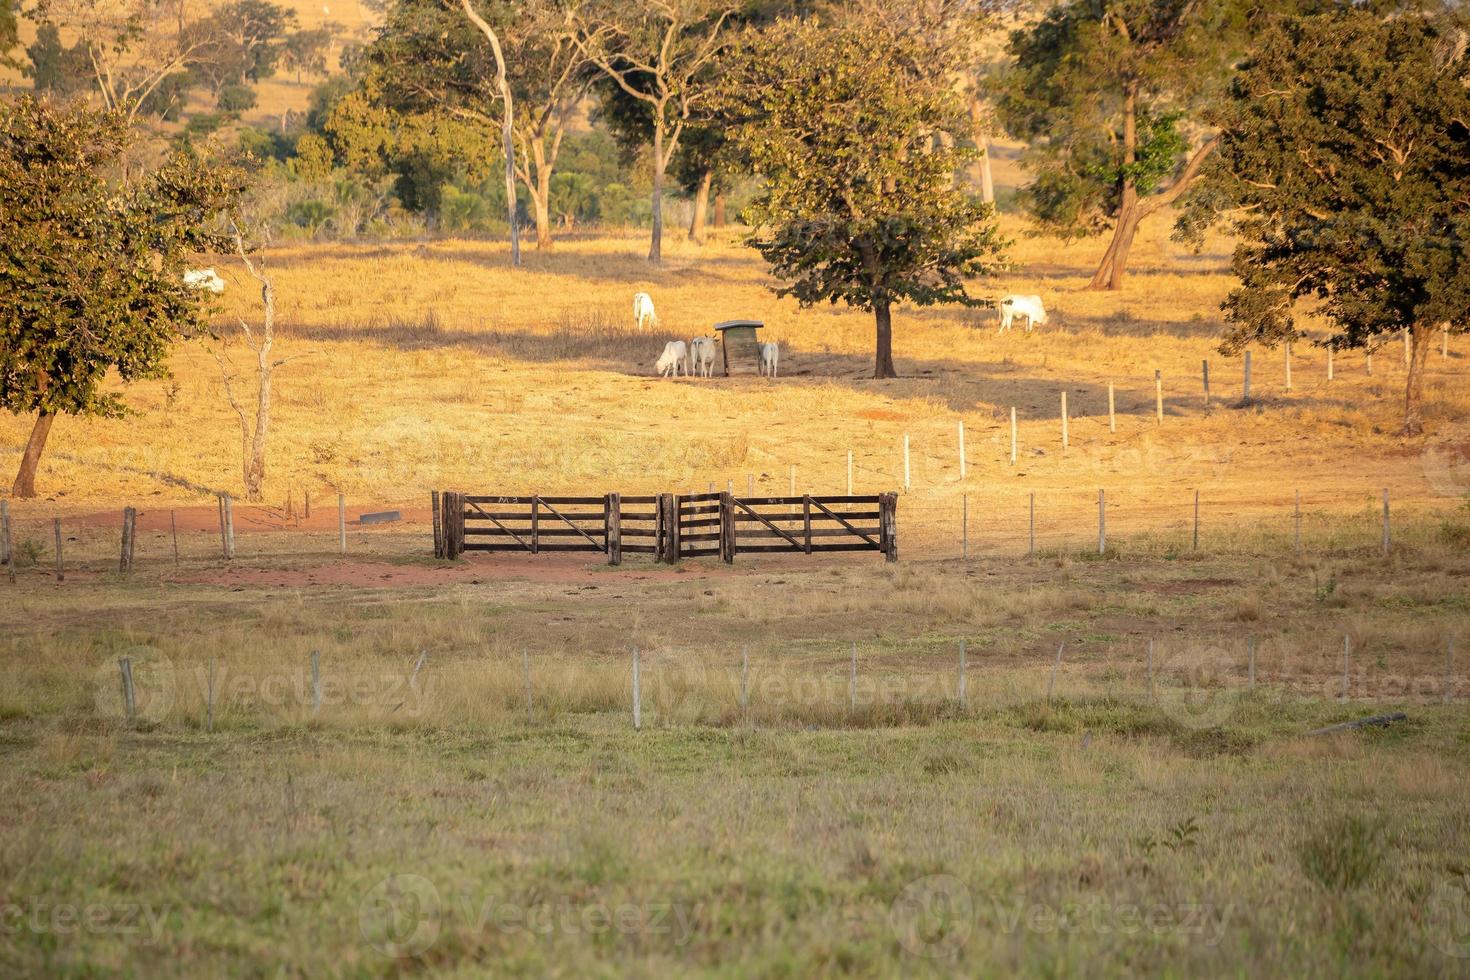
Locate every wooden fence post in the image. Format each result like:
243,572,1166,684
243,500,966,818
1285,342,1292,391
170,510,179,568
119,657,136,721
53,518,63,582
337,493,346,555
1061,391,1069,450
531,495,540,555
1193,490,1200,551
1294,490,1302,554
311,650,322,716
1147,639,1154,701
902,434,911,491
1248,636,1257,691
741,645,750,714
958,420,967,479
958,639,967,708
432,490,443,559
849,642,857,711
1202,360,1210,408
606,493,622,566
879,493,898,563
962,494,968,561
802,494,813,555
1367,349,1373,376
1010,408,1018,465
1098,489,1106,555
846,450,853,495
668,494,682,563
1155,371,1164,424
631,647,642,730
1443,326,1449,359
1108,383,1116,433
206,656,216,733
720,492,735,564
1404,329,1411,367
1328,346,1335,381
1243,351,1253,401
1342,635,1350,702
119,507,137,573
655,493,669,563
1047,643,1065,701
1382,488,1391,555
223,494,235,560
789,464,796,498
2,500,13,584
304,490,311,519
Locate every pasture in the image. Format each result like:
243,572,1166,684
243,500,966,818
2,216,1469,976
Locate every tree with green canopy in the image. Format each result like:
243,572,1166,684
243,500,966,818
1179,2,1470,435
724,16,1007,379
999,0,1241,291
0,0,20,71
569,0,738,265
0,97,244,497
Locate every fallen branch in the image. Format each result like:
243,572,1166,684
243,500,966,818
1306,712,1408,736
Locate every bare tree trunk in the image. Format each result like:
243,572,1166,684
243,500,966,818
1088,192,1142,291
1403,322,1431,436
11,411,55,498
713,191,727,228
874,300,897,380
969,99,995,205
688,169,713,244
460,0,520,268
649,123,666,264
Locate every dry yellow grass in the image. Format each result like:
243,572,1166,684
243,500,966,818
2,214,1465,565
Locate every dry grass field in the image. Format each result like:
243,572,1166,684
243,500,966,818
3,214,1470,976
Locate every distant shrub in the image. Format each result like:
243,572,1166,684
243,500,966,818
217,84,258,115
1298,815,1382,891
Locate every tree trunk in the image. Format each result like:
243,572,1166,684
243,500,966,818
688,169,713,244
528,137,557,251
11,411,55,499
874,300,897,380
1403,323,1431,436
649,123,665,264
1088,194,1143,291
713,191,727,228
969,99,995,205
459,0,519,268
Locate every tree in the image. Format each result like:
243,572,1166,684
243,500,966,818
0,97,243,497
282,27,333,84
33,0,211,122
1,0,20,71
369,0,592,254
570,0,737,264
188,0,296,94
725,18,1007,379
213,226,306,499
998,0,1241,290
25,22,93,96
1180,5,1470,435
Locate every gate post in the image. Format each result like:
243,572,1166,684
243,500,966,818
452,492,466,560
432,490,443,559
656,493,677,564
606,493,622,566
720,492,735,564
668,494,682,563
879,492,898,563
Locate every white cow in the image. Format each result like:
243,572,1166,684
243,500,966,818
758,342,780,378
689,336,717,378
184,268,226,294
633,292,658,332
656,340,689,378
998,294,1048,333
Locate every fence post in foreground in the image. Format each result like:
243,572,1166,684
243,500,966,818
1382,488,1391,555
1243,351,1253,401
631,647,642,730
1028,492,1035,557
902,434,911,491
119,506,136,573
1108,383,1116,433
1061,390,1069,450
958,640,967,708
1010,408,1018,465
720,492,735,565
961,495,968,561
119,657,136,721
606,493,622,566
1342,635,1350,702
958,420,967,479
1098,489,1106,555
1193,490,1200,551
223,494,235,560
1155,371,1163,424
1047,643,1065,702
1202,360,1210,408
338,493,346,555
54,518,63,582
879,493,898,563
846,450,853,495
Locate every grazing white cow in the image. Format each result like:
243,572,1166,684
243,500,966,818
633,292,658,332
183,268,226,294
656,340,689,378
998,294,1048,333
689,336,717,378
758,341,779,378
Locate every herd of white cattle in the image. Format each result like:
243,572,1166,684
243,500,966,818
636,290,1047,379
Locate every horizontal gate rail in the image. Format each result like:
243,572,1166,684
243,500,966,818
437,490,896,564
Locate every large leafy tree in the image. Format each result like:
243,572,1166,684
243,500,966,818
1181,4,1470,435
0,0,19,70
0,98,243,497
725,17,1007,379
569,0,738,265
999,0,1241,291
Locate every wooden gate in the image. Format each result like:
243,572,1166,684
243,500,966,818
435,490,896,564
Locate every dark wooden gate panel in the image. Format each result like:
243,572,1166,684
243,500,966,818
462,496,609,555
677,493,723,559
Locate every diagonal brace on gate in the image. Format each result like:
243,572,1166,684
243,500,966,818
536,496,606,551
466,500,532,551
808,498,881,548
732,498,803,549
